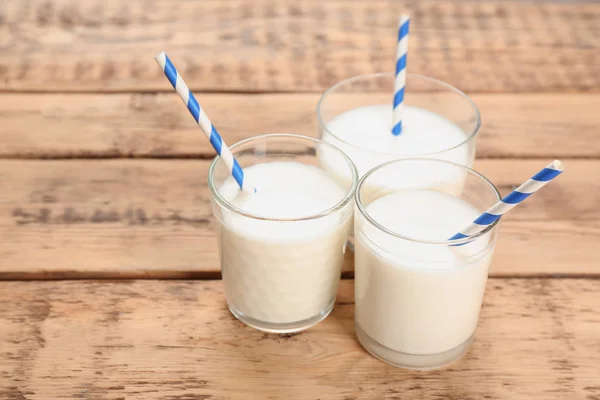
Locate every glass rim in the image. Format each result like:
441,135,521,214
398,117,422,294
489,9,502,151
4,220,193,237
316,72,482,157
355,158,502,246
208,133,359,222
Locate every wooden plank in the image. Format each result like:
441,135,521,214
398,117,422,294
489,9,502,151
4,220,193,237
0,159,594,278
1,93,599,159
0,0,598,92
0,279,598,399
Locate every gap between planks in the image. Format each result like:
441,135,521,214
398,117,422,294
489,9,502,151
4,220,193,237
2,89,600,95
1,273,600,282
0,155,597,161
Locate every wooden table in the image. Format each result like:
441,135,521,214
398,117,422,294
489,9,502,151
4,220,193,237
1,1,598,398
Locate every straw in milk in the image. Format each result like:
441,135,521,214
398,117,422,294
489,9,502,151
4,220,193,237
392,15,410,136
450,160,564,241
154,51,255,193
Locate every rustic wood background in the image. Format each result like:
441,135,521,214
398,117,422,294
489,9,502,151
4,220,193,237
0,0,598,398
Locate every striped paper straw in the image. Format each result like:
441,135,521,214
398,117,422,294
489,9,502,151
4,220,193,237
450,160,564,241
154,51,255,193
392,15,410,136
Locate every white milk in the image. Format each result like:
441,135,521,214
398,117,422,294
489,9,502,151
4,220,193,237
214,162,352,329
355,190,495,368
319,105,473,198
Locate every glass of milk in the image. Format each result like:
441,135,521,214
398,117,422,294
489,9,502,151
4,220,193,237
208,134,358,333
354,158,501,370
317,72,480,196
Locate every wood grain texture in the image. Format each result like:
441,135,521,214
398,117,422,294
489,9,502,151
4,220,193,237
0,0,598,93
0,279,598,399
1,93,599,159
0,159,594,279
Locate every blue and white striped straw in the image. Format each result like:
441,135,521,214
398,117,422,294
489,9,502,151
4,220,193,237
392,15,410,136
450,160,564,241
154,51,255,193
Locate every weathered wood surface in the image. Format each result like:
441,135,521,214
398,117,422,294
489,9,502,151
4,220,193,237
0,0,597,396
0,159,592,279
1,0,599,93
0,279,598,399
1,93,599,159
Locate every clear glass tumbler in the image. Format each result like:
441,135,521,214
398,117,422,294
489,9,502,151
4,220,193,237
354,158,501,370
317,73,481,188
209,134,358,333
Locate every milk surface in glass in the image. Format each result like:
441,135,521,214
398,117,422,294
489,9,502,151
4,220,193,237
320,104,472,200
215,161,352,332
317,73,480,202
